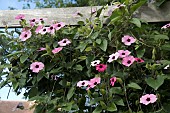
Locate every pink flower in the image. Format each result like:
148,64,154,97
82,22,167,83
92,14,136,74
135,58,144,63
122,56,135,67
110,77,116,86
118,50,131,58
37,47,46,51
39,27,48,35
19,30,32,41
91,60,100,66
86,77,101,90
140,94,157,105
77,80,89,87
161,23,170,29
122,35,136,46
35,25,43,34
30,62,44,73
47,24,56,34
54,22,65,30
58,38,71,46
15,14,25,20
108,52,119,63
52,47,63,54
29,18,38,27
96,64,107,72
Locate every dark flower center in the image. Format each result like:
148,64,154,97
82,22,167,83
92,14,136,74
137,59,141,62
35,65,39,68
112,56,115,59
24,34,28,37
58,24,61,27
122,53,125,55
43,29,46,32
146,98,150,101
82,82,85,85
127,60,131,64
99,65,103,68
63,40,67,43
112,79,115,82
32,19,35,22
94,82,97,85
127,38,131,42
50,26,53,30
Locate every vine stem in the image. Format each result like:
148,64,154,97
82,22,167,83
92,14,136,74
123,82,132,113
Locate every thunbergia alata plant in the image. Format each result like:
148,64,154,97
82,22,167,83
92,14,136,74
1,1,170,113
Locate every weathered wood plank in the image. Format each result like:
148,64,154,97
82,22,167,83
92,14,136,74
0,2,170,28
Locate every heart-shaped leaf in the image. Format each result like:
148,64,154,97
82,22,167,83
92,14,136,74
145,75,165,90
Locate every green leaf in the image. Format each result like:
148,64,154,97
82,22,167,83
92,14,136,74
161,44,170,51
85,47,92,52
136,47,145,58
96,39,101,44
37,72,44,82
145,75,165,90
76,43,87,52
99,39,108,51
152,35,169,40
20,54,28,63
86,55,95,68
127,82,142,90
92,106,102,113
67,87,75,100
115,99,125,106
78,56,87,60
91,32,99,39
77,21,84,26
130,0,147,13
130,18,141,28
107,102,117,112
90,97,103,105
75,65,83,71
100,101,107,109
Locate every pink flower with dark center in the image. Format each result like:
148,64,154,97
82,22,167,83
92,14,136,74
118,50,131,58
161,23,170,29
86,77,101,90
122,35,136,46
15,14,25,20
77,80,89,87
19,30,32,41
52,47,63,54
30,62,44,73
29,18,38,27
58,38,71,46
39,27,48,35
140,94,157,105
47,24,56,34
91,60,100,67
122,56,135,67
35,25,43,34
39,18,47,23
135,58,144,63
110,77,116,86
108,52,119,63
96,64,107,72
55,22,65,30
37,47,46,51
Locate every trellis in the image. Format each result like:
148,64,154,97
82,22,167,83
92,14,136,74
0,2,170,28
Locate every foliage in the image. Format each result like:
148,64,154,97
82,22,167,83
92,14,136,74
1,0,170,113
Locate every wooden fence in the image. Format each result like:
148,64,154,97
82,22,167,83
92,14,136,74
0,2,170,28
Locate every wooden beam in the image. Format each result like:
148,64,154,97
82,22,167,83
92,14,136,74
0,2,170,28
